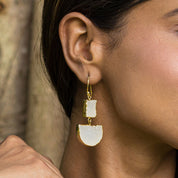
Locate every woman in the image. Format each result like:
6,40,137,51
0,0,177,177
42,0,178,177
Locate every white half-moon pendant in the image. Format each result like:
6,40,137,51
76,124,103,147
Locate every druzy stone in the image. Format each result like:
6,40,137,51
83,100,97,118
76,124,103,146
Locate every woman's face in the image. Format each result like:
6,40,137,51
102,0,178,148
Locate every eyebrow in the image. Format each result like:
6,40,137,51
162,8,178,19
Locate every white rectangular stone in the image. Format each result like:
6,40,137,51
83,100,97,118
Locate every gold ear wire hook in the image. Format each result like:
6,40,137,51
87,75,92,100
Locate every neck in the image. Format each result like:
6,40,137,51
60,82,176,178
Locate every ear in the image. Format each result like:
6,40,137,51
59,12,105,85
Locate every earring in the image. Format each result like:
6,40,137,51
76,74,103,147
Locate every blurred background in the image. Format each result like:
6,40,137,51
0,0,70,168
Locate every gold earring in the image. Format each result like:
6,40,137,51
76,75,103,146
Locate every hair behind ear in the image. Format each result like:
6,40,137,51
41,0,150,118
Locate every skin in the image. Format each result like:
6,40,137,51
0,135,63,177
58,0,178,177
0,0,177,177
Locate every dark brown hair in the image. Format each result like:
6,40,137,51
41,0,151,119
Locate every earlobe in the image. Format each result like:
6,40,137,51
58,12,103,85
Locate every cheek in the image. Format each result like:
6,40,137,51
134,34,178,103
104,29,178,147
136,30,178,108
